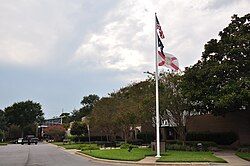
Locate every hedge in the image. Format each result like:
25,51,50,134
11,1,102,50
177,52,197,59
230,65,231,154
165,140,217,151
137,132,155,144
186,132,238,145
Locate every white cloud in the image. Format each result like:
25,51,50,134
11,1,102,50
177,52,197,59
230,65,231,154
72,0,250,75
72,0,155,72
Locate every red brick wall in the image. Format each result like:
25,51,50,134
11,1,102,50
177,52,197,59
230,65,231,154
186,111,250,145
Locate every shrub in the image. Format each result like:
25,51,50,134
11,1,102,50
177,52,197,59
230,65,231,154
185,141,217,149
166,144,196,151
186,132,238,145
128,139,143,146
71,135,108,142
237,147,250,153
43,125,66,141
120,143,138,149
165,141,217,151
81,144,100,151
137,132,154,144
65,135,76,142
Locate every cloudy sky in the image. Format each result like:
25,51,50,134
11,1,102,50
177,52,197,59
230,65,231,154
0,0,249,118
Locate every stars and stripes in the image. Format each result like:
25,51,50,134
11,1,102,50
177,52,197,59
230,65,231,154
156,15,165,39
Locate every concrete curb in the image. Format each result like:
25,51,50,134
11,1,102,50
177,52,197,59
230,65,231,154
75,151,212,166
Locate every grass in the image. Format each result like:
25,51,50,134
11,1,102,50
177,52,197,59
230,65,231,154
82,148,154,161
52,142,99,150
157,151,226,163
235,152,250,161
0,142,7,146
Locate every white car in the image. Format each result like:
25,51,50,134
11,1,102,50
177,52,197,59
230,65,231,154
17,138,23,144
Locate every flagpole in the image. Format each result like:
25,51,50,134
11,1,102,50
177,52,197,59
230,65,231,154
155,12,161,158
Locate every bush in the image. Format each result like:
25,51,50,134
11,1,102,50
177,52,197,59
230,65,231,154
120,143,138,149
186,132,238,145
65,135,76,142
186,141,217,149
237,147,250,153
43,125,66,141
81,144,100,151
166,144,196,151
137,132,154,144
165,140,217,151
128,139,143,146
71,135,108,142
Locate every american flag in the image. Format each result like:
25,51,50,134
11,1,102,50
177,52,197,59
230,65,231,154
157,35,164,52
156,15,165,39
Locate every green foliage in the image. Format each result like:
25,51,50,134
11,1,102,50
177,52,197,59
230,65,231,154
120,143,138,149
23,124,36,136
0,110,7,131
71,94,99,121
60,112,71,126
166,144,196,151
65,135,76,142
81,144,100,151
186,132,238,145
8,125,22,140
4,100,44,129
237,147,250,153
0,130,5,140
166,141,217,151
137,132,154,144
54,142,99,150
182,14,250,115
70,121,87,136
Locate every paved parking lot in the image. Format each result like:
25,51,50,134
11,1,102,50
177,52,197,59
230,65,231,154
0,143,113,166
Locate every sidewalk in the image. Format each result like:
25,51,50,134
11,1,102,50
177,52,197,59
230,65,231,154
214,151,250,166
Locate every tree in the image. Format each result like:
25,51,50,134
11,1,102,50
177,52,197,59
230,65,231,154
60,112,71,129
90,97,118,141
159,73,190,144
7,125,22,140
70,121,87,140
4,100,44,136
182,14,250,115
0,130,5,141
71,94,100,121
0,109,7,131
44,125,66,141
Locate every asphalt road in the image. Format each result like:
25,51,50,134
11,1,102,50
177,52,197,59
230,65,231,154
0,143,116,166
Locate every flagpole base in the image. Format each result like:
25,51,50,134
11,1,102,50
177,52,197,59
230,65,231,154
155,155,161,158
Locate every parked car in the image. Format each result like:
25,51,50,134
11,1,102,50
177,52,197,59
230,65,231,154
17,138,23,144
21,135,38,145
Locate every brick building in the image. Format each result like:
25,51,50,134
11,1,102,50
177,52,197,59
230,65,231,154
186,111,250,145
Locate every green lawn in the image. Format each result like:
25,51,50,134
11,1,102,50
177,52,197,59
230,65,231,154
82,148,154,161
235,152,250,161
157,151,226,163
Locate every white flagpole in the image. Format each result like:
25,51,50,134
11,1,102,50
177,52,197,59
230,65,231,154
155,13,161,157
